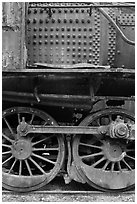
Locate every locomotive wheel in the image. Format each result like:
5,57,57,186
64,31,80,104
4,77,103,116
2,107,65,192
73,108,135,192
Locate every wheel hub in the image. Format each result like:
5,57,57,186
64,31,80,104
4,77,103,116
12,139,32,160
104,140,125,162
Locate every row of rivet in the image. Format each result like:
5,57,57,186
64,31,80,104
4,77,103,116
32,34,92,39
117,13,135,26
28,8,90,14
108,8,116,67
92,10,100,65
29,41,93,46
27,18,92,24
28,27,93,32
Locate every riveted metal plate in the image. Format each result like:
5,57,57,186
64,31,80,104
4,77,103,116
26,2,101,66
107,8,116,67
117,13,135,26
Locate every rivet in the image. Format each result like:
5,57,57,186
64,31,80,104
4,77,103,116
44,34,48,38
81,19,85,23
34,9,37,14
78,47,81,51
78,28,81,32
72,47,75,51
64,19,67,23
39,41,42,45
72,28,76,32
33,27,37,31
69,19,73,23
87,19,90,23
58,19,61,23
39,34,42,38
40,9,43,13
62,40,65,44
33,18,37,24
78,41,81,45
28,9,31,14
70,9,73,13
33,34,36,38
45,19,49,24
76,19,79,23
39,27,42,31
61,27,65,31
52,19,55,23
52,9,56,13
72,53,75,57
72,34,76,38
67,27,70,31
33,41,36,45
27,19,31,24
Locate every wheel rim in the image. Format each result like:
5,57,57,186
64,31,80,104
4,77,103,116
2,107,65,192
73,109,135,192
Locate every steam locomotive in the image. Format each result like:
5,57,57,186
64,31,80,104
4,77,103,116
2,2,135,192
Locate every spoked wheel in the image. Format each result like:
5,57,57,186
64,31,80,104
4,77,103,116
73,108,135,192
2,107,65,192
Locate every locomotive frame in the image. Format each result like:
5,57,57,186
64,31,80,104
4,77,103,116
2,2,135,192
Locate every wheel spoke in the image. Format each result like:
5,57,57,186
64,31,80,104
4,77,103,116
117,161,122,171
43,121,48,126
80,152,103,160
96,118,100,126
109,115,112,122
17,113,21,124
102,160,110,170
2,133,14,144
29,114,35,125
19,160,22,175
8,158,17,174
32,135,55,146
92,157,106,167
111,162,115,171
32,147,59,151
122,159,132,170
79,142,102,149
32,152,56,165
126,149,134,152
25,159,33,176
2,151,12,155
125,154,135,160
2,155,13,166
29,157,46,174
3,117,14,135
2,144,12,149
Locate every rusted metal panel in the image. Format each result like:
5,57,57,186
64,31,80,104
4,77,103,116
2,2,26,69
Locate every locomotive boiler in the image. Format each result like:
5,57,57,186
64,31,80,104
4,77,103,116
2,2,135,192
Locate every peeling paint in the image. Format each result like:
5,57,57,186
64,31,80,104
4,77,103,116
2,2,26,69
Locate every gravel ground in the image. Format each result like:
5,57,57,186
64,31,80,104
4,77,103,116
2,193,135,202
2,177,135,202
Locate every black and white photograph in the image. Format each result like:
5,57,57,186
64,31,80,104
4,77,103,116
2,1,135,202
